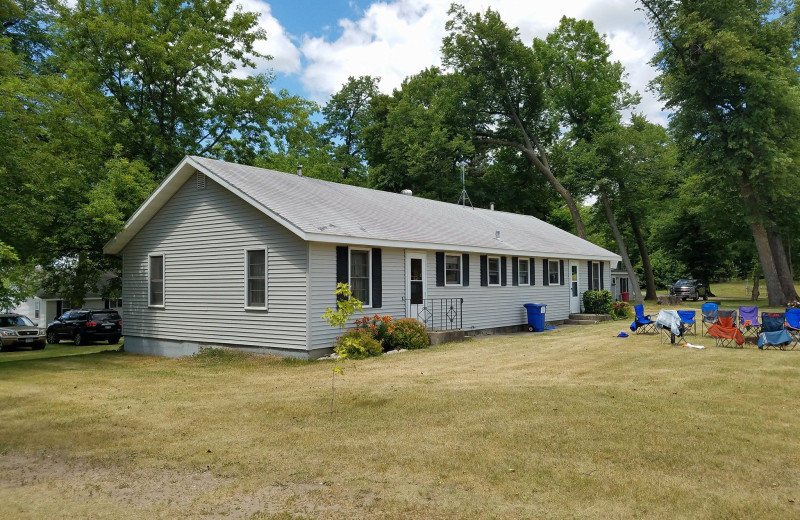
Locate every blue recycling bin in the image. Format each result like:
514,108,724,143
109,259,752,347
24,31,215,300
523,303,547,332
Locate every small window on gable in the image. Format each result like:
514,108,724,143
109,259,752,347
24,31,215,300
149,254,165,307
548,260,559,285
488,257,501,286
445,254,461,285
246,249,267,309
350,249,371,306
518,259,530,285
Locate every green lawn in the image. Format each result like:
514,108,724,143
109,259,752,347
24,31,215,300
1,325,799,519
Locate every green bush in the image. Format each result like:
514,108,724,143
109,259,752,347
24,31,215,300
583,290,613,315
335,329,383,359
390,318,429,350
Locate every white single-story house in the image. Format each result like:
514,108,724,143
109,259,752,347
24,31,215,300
103,156,621,358
610,261,632,301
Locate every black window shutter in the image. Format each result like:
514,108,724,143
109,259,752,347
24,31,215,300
512,257,519,286
462,254,470,287
600,261,605,290
501,257,507,286
587,261,592,290
530,258,535,286
559,260,565,285
372,248,382,308
543,258,549,286
435,252,445,287
336,246,349,302
480,255,488,286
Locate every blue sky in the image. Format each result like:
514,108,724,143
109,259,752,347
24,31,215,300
240,0,665,123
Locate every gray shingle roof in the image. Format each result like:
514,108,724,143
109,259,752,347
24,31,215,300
189,157,617,260
105,156,619,261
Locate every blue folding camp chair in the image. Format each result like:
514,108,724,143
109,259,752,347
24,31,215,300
677,310,696,335
785,308,800,350
630,304,656,334
738,306,761,341
758,312,793,350
701,302,718,336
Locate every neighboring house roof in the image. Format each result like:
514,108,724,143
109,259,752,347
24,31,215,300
104,156,621,262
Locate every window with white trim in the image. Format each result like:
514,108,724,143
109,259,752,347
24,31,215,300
350,249,371,305
246,249,267,309
518,258,530,285
34,300,40,319
445,254,461,285
548,260,559,285
149,254,164,307
488,256,501,286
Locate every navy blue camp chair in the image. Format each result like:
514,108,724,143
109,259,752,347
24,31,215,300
758,312,793,350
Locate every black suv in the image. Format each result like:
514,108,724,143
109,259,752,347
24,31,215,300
47,309,122,346
669,279,709,301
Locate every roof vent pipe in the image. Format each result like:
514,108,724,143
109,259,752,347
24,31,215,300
401,189,413,196
490,202,495,211
297,165,303,177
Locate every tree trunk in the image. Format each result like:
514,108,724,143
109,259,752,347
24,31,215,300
628,211,658,300
599,187,643,305
737,172,785,306
751,270,760,302
767,227,798,302
521,147,587,239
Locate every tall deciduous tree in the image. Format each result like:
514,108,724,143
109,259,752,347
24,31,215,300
442,5,588,237
323,76,380,182
639,0,800,305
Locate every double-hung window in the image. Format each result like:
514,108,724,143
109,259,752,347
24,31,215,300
488,257,501,286
548,260,560,285
445,254,461,285
246,249,267,309
590,261,601,291
149,254,164,307
518,258,530,285
350,249,371,306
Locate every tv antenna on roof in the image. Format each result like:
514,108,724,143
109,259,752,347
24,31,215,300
457,162,473,209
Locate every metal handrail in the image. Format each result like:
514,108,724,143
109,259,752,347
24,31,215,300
402,297,463,330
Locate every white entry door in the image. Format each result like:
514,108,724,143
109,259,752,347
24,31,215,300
570,262,581,313
406,252,427,318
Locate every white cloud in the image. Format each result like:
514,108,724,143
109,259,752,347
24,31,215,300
235,0,301,75
285,0,666,123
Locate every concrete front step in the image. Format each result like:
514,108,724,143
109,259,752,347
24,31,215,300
565,314,613,326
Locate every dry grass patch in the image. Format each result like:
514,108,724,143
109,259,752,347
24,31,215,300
1,322,799,519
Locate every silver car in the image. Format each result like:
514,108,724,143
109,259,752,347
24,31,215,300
0,313,47,351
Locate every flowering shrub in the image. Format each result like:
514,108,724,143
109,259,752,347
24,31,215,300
613,301,632,320
354,314,395,350
352,314,429,351
390,318,429,350
335,329,382,359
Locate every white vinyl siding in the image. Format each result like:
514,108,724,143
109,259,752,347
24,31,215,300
308,243,405,351
121,175,308,352
245,249,267,309
445,254,461,286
